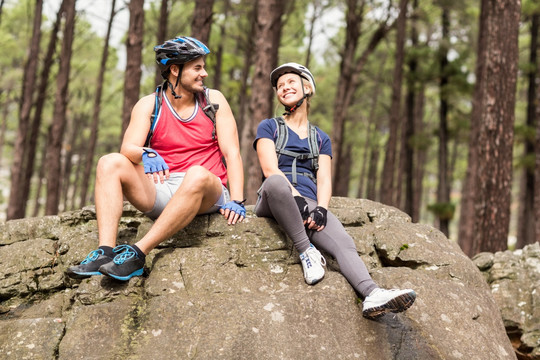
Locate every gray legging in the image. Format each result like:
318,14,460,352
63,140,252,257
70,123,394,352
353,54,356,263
254,175,378,298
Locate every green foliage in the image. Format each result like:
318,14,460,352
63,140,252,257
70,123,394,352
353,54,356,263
427,202,456,221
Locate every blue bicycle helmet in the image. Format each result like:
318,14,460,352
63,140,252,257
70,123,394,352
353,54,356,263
154,36,210,77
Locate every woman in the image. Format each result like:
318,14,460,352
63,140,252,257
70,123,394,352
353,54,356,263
253,62,416,319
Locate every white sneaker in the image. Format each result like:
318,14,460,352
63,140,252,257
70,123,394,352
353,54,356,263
299,244,326,285
362,288,416,319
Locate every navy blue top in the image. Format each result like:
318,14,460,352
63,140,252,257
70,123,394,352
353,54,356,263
254,118,332,200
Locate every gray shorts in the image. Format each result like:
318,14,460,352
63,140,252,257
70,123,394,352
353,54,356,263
144,172,230,220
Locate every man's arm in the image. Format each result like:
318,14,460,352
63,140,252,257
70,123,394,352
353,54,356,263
120,94,169,183
210,89,244,202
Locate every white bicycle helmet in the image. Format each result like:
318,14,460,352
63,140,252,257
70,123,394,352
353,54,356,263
270,62,316,94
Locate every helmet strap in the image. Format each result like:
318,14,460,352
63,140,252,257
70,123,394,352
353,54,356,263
168,65,183,99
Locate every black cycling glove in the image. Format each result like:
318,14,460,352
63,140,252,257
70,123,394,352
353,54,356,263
309,206,327,227
294,196,310,221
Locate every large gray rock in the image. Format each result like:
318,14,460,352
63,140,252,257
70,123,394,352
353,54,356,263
0,198,517,359
473,243,540,360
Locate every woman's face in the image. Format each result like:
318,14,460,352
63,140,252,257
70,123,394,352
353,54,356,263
276,73,309,106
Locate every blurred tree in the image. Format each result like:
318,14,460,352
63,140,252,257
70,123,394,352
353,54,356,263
79,0,118,208
458,0,521,256
380,0,408,206
45,0,76,215
191,0,214,45
154,0,169,87
516,4,538,248
7,0,42,220
121,0,144,137
242,0,286,203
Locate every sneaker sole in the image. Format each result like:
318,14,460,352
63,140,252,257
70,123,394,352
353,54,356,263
102,268,144,281
363,291,416,320
305,275,325,285
66,270,103,279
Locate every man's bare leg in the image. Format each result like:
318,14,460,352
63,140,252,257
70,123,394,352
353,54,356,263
133,165,222,254
95,153,156,248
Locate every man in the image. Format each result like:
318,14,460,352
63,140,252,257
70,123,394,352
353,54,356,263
67,36,245,281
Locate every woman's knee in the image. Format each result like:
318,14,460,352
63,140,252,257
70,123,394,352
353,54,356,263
263,175,290,194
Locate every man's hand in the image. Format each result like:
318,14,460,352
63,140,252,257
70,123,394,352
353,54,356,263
142,148,169,183
220,200,246,225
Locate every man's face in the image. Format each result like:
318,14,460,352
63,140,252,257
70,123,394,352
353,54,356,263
180,57,208,92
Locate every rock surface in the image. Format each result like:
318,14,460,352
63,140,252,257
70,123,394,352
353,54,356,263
474,243,540,360
0,198,518,360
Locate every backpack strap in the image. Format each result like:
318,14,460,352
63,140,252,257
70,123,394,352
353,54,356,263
144,82,165,147
272,117,319,185
197,86,219,140
307,122,320,173
145,84,219,146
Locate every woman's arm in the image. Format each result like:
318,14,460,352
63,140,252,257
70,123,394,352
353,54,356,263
315,154,332,208
305,154,332,231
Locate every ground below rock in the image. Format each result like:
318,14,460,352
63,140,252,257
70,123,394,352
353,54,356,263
0,197,517,360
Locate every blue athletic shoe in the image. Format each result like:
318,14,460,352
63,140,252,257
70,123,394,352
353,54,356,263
66,249,113,279
98,245,145,281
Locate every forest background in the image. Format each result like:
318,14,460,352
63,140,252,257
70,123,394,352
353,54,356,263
0,0,536,258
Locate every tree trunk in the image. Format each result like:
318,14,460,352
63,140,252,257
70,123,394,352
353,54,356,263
33,126,51,217
45,0,76,216
191,0,214,45
458,0,520,256
516,12,538,249
437,6,451,237
155,0,169,87
331,0,363,196
379,0,408,207
121,0,145,138
80,0,117,208
334,21,393,196
0,95,9,167
242,0,285,204
213,0,231,90
7,0,42,220
237,0,257,138
412,86,426,223
21,0,64,217
402,0,418,218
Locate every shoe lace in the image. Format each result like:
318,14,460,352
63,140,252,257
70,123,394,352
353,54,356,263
81,249,104,264
306,247,326,266
112,245,136,265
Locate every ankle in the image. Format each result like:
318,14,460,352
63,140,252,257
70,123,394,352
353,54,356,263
131,244,146,260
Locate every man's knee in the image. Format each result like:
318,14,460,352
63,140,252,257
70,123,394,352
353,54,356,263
96,153,131,176
183,166,217,191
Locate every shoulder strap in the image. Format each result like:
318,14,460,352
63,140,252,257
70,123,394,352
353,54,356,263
146,85,220,146
197,86,220,140
145,82,165,147
307,122,320,172
273,116,288,157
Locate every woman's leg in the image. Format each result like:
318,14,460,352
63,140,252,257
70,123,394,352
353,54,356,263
305,198,378,298
254,175,311,253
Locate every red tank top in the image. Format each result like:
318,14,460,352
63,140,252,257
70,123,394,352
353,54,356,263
149,92,227,186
